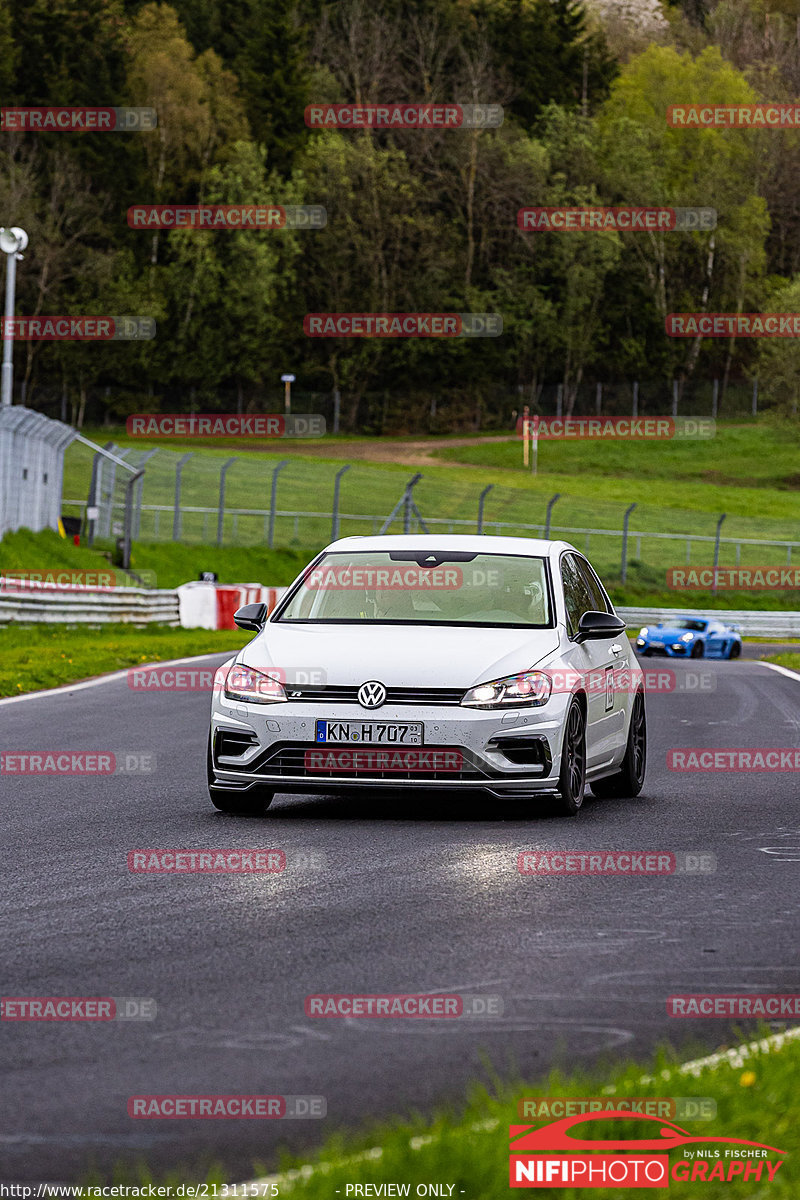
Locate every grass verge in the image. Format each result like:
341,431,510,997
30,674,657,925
0,623,250,697
71,1028,800,1195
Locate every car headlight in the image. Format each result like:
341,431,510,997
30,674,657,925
639,627,649,637
224,664,287,704
680,632,693,642
461,670,552,709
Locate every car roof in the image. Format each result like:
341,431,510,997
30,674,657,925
323,533,574,556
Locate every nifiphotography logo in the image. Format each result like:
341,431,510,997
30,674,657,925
508,1111,786,1188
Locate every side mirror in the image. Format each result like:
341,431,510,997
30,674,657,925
574,610,627,643
233,602,268,632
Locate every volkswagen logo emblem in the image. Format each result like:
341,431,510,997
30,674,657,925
358,680,386,709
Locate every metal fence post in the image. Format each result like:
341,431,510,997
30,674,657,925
632,381,638,417
380,473,428,534
173,452,194,541
752,376,758,416
331,463,351,541
217,456,238,546
333,388,341,435
712,378,719,418
672,378,679,417
556,383,563,418
712,513,726,594
123,469,144,570
544,493,560,538
596,382,602,415
133,448,158,540
477,483,494,533
621,502,637,583
268,459,289,548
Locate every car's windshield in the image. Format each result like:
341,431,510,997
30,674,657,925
675,619,707,631
278,550,552,627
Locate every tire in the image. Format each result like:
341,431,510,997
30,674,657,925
690,641,704,659
555,698,586,815
207,732,274,815
642,648,654,658
729,641,741,659
591,689,647,799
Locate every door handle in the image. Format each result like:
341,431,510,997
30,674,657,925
610,643,622,655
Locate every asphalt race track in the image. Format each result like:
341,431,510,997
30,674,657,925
2,652,799,1182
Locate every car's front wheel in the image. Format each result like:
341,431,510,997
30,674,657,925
591,689,646,799
690,641,704,658
207,733,274,815
555,698,586,815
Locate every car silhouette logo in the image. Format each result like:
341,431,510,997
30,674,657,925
358,681,386,709
509,1111,785,1154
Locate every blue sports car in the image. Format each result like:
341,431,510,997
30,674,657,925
635,616,742,659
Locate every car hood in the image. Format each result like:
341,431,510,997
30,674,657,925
644,625,697,641
240,622,563,689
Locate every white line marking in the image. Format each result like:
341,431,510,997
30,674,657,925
753,661,800,683
0,651,234,706
236,1026,800,1191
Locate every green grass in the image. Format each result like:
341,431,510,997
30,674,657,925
67,1029,800,1194
257,1029,799,1199
0,529,309,591
60,423,800,585
0,623,250,697
764,653,800,671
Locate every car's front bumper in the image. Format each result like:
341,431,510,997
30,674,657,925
209,693,576,797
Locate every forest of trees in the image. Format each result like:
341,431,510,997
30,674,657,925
2,0,800,430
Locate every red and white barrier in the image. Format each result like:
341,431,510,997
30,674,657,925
176,582,286,630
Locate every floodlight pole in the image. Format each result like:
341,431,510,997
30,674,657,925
0,227,29,407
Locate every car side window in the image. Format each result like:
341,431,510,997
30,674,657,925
575,557,611,614
560,554,595,636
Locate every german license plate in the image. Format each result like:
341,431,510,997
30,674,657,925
315,720,424,745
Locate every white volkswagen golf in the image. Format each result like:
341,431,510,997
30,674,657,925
207,535,646,816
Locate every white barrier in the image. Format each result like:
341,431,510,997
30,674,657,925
176,582,287,630
0,577,796,637
0,578,179,626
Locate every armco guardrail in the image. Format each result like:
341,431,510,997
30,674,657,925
0,578,179,626
617,607,800,639
1,581,797,637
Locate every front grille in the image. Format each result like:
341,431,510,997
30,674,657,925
283,684,466,706
250,741,486,781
